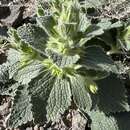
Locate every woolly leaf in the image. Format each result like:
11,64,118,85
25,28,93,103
9,85,33,128
47,78,71,121
79,26,104,46
80,46,118,73
97,19,123,30
28,71,55,123
79,68,109,80
7,48,21,79
46,50,80,67
0,63,9,83
96,74,130,113
80,0,106,8
70,75,92,111
88,110,118,130
114,112,130,130
36,16,55,35
17,24,48,54
89,111,130,130
14,61,44,84
78,14,91,32
122,26,130,51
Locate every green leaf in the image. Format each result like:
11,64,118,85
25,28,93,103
110,21,123,29
85,69,109,80
97,19,123,30
99,31,116,47
96,74,130,113
9,85,33,128
29,70,71,123
81,0,106,8
28,70,55,123
8,28,21,48
47,78,71,121
14,61,44,84
80,46,118,73
37,3,44,16
88,110,119,130
0,63,9,83
114,112,130,130
8,70,53,127
46,50,80,67
97,19,112,30
17,24,48,54
89,110,130,130
86,26,104,39
70,75,92,111
121,26,130,51
36,16,55,35
78,67,109,80
7,48,21,79
78,14,91,33
79,26,104,46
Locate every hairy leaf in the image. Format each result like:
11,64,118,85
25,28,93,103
9,85,33,128
47,78,71,121
114,112,130,130
88,110,118,130
96,74,130,113
97,19,123,30
79,26,104,46
7,48,21,79
78,14,91,33
80,0,106,8
28,70,55,123
86,26,104,39
70,75,92,111
89,111,130,130
121,26,130,51
0,63,9,83
17,24,48,54
79,68,109,80
9,70,55,127
80,46,118,73
14,61,44,84
46,50,80,67
36,15,55,35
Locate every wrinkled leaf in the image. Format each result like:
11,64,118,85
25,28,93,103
80,46,118,73
96,74,130,113
17,24,48,54
9,85,33,128
70,75,92,111
14,61,44,84
88,110,118,130
47,78,71,121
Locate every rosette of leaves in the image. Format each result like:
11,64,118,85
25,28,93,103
1,0,130,129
